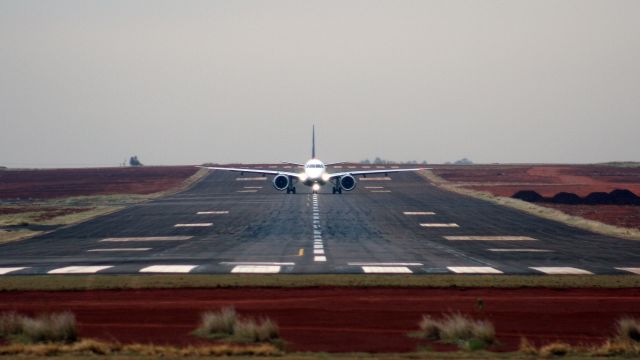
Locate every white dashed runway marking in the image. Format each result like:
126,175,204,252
139,265,197,273
0,267,27,275
243,186,263,189
447,266,503,274
421,223,460,228
360,177,392,181
403,211,436,215
197,211,229,215
314,256,327,262
237,190,258,193
362,266,412,274
100,236,192,242
314,249,324,255
371,190,392,193
231,265,281,274
48,266,113,274
236,177,267,181
444,236,536,241
174,223,212,227
348,262,423,266
488,249,551,253
365,186,385,189
87,248,151,252
530,267,592,275
616,268,640,275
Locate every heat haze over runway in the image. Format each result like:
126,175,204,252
1,167,639,276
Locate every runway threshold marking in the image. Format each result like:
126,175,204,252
231,265,280,274
421,223,460,228
488,248,551,253
197,211,229,215
87,248,151,252
48,266,113,274
530,267,593,275
444,236,536,241
139,265,197,273
236,177,267,181
616,268,640,275
403,211,436,215
100,236,193,242
362,266,412,274
447,266,503,274
174,223,213,227
0,267,27,275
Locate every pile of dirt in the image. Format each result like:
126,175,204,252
513,189,640,206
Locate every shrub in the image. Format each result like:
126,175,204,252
0,311,76,344
196,307,237,337
615,317,640,343
233,318,279,343
417,312,495,350
518,337,537,355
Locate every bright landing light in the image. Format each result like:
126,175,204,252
312,184,320,191
321,173,331,181
299,173,308,181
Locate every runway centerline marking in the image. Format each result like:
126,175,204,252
197,211,229,215
314,256,326,262
231,265,280,274
488,249,551,253
616,268,640,275
139,265,197,273
362,266,412,274
421,223,460,228
0,267,27,275
100,236,192,242
314,249,325,255
48,266,113,274
174,223,212,227
445,236,536,241
403,211,436,215
447,266,503,274
87,248,151,252
530,267,593,275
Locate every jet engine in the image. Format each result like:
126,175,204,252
272,174,289,191
339,174,357,191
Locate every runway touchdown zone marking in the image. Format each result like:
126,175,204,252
488,249,551,253
87,248,151,252
530,267,593,275
197,211,229,215
236,177,267,181
231,265,281,274
0,267,27,275
139,265,197,273
404,212,436,215
48,266,113,274
362,266,412,274
100,236,193,242
447,266,503,274
444,236,536,241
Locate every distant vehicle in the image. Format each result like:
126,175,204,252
199,126,425,194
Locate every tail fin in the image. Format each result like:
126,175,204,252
312,125,316,158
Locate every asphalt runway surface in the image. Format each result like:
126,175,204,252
1,168,639,275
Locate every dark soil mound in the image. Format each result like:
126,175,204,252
584,192,613,205
609,189,640,205
512,190,544,202
552,192,583,205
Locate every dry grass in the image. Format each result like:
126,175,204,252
193,307,280,344
418,313,495,350
538,341,572,357
0,339,281,357
420,170,640,241
0,311,76,344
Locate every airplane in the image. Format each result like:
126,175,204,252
199,126,425,194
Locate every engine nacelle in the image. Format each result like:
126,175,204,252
339,174,357,191
272,174,289,191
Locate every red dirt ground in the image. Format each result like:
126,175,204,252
0,287,638,353
432,165,640,229
0,166,198,199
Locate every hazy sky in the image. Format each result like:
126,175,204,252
1,1,639,167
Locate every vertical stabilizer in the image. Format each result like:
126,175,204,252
312,125,316,158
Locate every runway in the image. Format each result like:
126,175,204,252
1,170,639,275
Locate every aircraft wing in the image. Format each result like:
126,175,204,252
197,166,300,178
328,168,427,179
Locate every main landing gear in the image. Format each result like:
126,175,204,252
332,186,342,194
286,186,296,194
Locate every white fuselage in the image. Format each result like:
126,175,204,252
301,159,329,188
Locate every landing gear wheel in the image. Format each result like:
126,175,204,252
292,187,296,194
286,188,291,194
338,187,342,194
332,187,337,194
